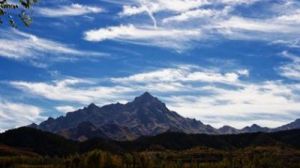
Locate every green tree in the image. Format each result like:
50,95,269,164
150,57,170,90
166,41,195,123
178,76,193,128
0,0,38,27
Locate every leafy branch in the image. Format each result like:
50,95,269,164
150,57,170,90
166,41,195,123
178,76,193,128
0,0,38,28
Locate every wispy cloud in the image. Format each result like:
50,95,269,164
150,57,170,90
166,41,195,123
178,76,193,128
84,0,300,50
166,81,300,128
55,105,78,113
0,101,45,132
162,8,228,23
112,65,248,85
36,4,104,17
9,64,300,128
0,29,106,66
84,24,202,51
278,51,300,81
272,39,300,49
10,78,134,104
117,0,258,17
119,0,210,16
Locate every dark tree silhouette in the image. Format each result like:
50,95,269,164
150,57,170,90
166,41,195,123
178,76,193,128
0,0,38,27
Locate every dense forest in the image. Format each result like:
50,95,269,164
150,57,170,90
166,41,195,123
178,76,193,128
0,127,300,168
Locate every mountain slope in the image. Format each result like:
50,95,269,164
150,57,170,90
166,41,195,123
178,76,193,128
275,119,300,132
0,127,78,156
0,144,39,157
240,124,271,133
33,92,217,141
218,126,239,134
217,120,300,134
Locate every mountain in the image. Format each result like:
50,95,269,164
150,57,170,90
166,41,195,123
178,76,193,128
218,124,288,134
29,92,300,141
32,92,217,141
57,121,108,141
275,119,300,132
218,126,239,134
240,124,271,133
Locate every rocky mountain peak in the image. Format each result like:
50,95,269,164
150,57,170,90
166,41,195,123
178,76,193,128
32,92,217,140
131,92,166,107
250,124,261,128
87,103,99,109
134,92,157,102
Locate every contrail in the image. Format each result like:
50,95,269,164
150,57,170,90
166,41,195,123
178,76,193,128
139,0,157,29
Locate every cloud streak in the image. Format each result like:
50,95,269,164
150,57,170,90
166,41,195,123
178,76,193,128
0,30,106,66
84,24,201,51
55,105,78,113
36,4,104,17
119,0,210,16
111,65,248,85
0,101,45,132
84,0,300,51
278,51,300,81
10,78,134,104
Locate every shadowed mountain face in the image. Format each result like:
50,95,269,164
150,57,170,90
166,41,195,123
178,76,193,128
33,92,217,141
240,124,271,133
30,92,300,141
275,119,300,131
218,124,280,134
218,126,240,134
217,120,300,134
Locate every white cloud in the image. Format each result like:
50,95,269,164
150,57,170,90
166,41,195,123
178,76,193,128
118,0,256,17
277,9,300,23
278,51,300,81
55,106,77,113
166,80,300,128
162,8,227,23
112,65,247,85
120,4,148,17
220,0,258,5
10,64,300,128
272,39,300,49
215,16,299,34
0,29,105,63
84,24,202,51
85,0,300,50
0,101,44,131
10,78,134,104
119,0,210,16
36,4,104,17
119,0,258,17
209,6,300,40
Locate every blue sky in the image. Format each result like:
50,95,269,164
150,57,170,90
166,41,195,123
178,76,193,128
1,0,300,131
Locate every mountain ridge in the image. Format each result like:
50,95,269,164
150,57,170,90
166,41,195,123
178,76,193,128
32,92,217,141
30,92,300,141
